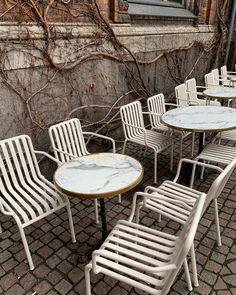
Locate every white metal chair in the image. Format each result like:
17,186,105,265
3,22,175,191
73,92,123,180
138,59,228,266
215,129,236,143
120,100,173,183
49,118,118,224
175,83,199,107
147,93,193,159
186,78,220,106
136,158,236,247
205,72,217,89
85,191,206,295
0,135,76,270
220,65,236,86
135,158,236,289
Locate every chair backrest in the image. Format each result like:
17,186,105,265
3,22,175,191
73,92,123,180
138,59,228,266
205,157,236,210
49,118,89,163
212,68,220,86
175,83,188,107
161,193,206,294
205,72,215,88
185,78,198,102
147,93,166,129
120,101,145,140
0,135,58,224
220,65,230,86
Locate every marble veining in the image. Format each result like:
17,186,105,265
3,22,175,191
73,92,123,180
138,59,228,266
54,153,143,196
161,106,236,132
203,87,236,99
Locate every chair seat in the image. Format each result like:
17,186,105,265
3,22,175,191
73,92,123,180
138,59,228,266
1,175,67,226
196,143,236,165
193,99,220,106
216,129,236,142
131,129,172,151
144,181,202,224
153,125,190,139
88,219,179,295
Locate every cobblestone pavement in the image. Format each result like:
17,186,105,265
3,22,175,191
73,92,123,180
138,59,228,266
0,135,236,295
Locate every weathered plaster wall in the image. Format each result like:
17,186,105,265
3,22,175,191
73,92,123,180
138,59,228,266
0,23,216,150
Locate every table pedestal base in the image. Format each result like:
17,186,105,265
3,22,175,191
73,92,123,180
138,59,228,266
77,198,109,263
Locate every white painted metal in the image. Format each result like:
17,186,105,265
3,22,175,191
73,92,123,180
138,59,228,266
120,100,173,183
135,157,236,285
215,129,236,143
186,78,220,106
147,93,192,159
136,157,235,248
0,135,76,270
195,143,236,166
85,192,206,295
49,118,120,224
205,72,217,88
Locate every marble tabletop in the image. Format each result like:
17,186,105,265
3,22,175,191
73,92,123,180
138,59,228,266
54,153,143,199
203,87,236,99
161,106,236,132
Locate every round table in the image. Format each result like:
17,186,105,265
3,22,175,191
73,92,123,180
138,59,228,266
203,87,236,106
161,105,236,153
54,153,143,241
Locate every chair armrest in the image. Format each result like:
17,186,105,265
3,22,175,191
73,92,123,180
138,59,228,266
196,85,207,90
143,111,162,116
173,158,223,184
187,90,203,96
51,148,77,160
122,122,147,145
92,249,177,274
83,132,116,153
165,103,179,108
34,151,62,165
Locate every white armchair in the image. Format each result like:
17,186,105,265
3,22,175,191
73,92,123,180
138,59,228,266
49,118,119,224
0,135,76,270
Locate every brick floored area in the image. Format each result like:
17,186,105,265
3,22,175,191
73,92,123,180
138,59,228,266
0,135,236,295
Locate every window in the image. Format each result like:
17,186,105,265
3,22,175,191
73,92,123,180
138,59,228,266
127,0,196,20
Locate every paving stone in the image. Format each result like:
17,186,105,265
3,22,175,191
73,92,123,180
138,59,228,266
4,284,25,295
55,279,73,294
34,280,52,295
20,272,37,290
0,272,18,291
222,275,236,287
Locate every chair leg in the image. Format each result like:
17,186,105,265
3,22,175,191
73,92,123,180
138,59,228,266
154,152,157,184
94,199,99,224
135,202,142,224
18,226,34,270
179,136,183,159
170,138,173,171
66,202,76,243
200,160,205,179
85,263,92,295
190,244,199,287
214,199,222,246
122,140,127,154
191,132,195,157
118,194,122,203
183,258,193,291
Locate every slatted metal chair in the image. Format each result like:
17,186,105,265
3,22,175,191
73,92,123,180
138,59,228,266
49,118,118,224
85,192,206,295
136,157,236,246
220,65,236,87
120,100,173,184
215,129,236,143
0,135,76,270
135,158,236,288
147,93,193,159
186,78,220,106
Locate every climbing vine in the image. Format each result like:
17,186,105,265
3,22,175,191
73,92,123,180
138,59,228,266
0,0,231,147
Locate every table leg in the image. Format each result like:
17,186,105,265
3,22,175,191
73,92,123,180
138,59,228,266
198,133,204,154
99,198,108,241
